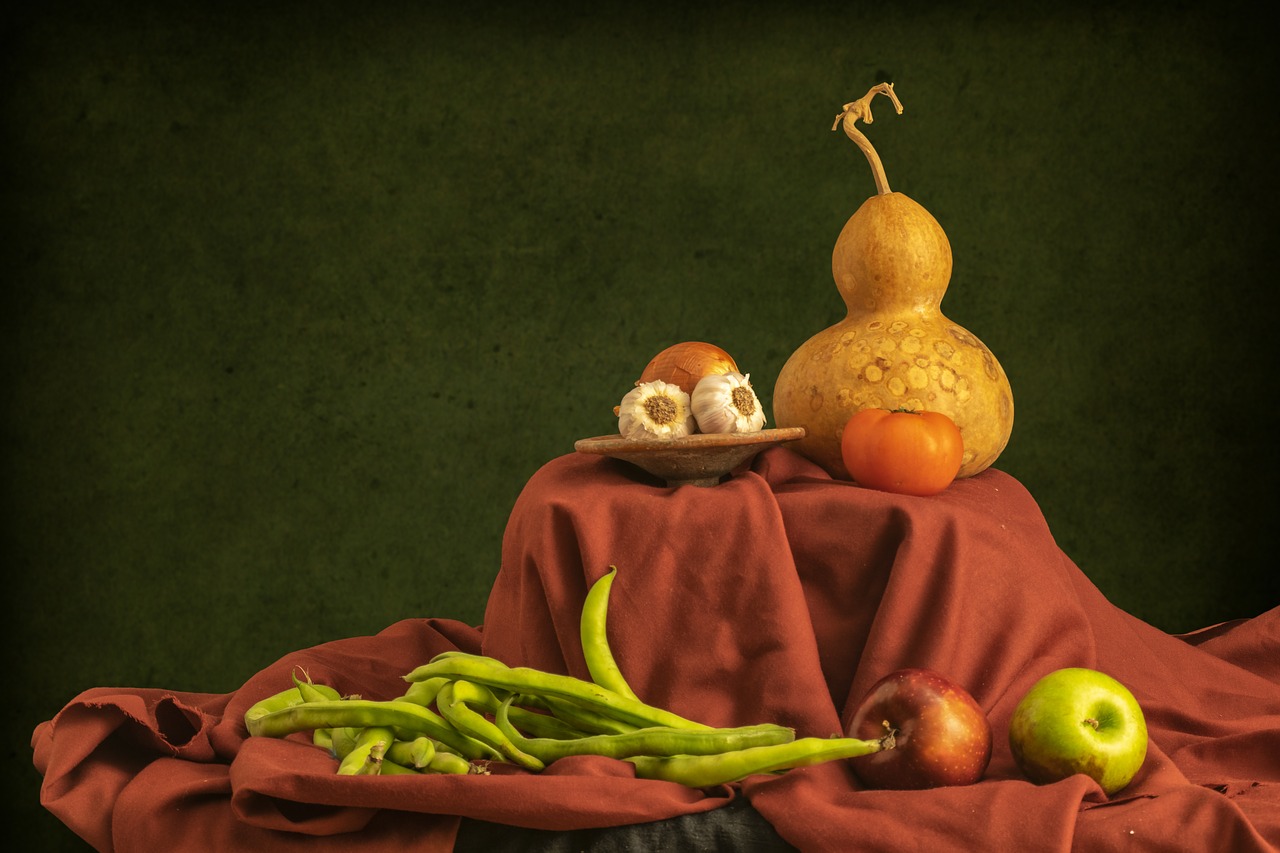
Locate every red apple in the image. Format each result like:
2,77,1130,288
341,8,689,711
846,668,992,789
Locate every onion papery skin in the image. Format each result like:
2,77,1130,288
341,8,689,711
638,342,739,397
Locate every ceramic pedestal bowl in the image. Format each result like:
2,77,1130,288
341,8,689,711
574,427,806,487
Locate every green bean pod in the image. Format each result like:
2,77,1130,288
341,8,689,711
313,727,334,753
580,566,639,701
494,696,794,764
437,681,545,771
329,726,362,759
293,673,341,705
243,686,313,727
404,654,709,732
386,736,436,770
456,685,587,740
378,758,422,775
499,704,587,741
384,736,475,775
246,697,501,761
244,676,343,729
425,750,473,775
337,726,394,776
519,694,639,736
428,651,511,667
627,735,889,788
399,676,451,708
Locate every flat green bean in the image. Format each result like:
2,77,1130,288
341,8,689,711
329,726,361,759
627,735,889,787
313,727,334,753
519,694,639,736
293,674,341,704
425,750,474,775
428,651,510,667
494,696,794,764
243,674,342,729
244,687,304,726
384,736,474,774
337,726,394,776
580,566,639,700
436,681,545,771
246,697,501,761
378,758,421,775
458,686,587,740
404,654,709,732
535,696,640,732
386,736,436,770
399,676,451,708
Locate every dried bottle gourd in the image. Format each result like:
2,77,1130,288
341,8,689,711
772,84,1013,479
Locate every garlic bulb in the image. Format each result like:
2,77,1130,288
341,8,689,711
618,380,696,440
691,372,767,434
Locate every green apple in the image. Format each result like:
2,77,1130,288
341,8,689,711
1008,667,1147,795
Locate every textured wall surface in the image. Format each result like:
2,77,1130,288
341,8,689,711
5,2,1278,848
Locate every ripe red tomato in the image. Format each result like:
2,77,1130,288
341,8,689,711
840,408,963,496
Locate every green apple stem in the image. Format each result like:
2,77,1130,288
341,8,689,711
1084,718,1100,729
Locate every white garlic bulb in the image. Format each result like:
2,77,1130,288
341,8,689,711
618,380,696,440
691,372,767,434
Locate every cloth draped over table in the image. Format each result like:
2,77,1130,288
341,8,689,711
31,448,1280,852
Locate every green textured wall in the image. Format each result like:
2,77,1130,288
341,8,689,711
6,2,1278,849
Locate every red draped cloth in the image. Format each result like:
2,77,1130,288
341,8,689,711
32,448,1280,852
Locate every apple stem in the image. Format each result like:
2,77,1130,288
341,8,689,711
1083,718,1100,730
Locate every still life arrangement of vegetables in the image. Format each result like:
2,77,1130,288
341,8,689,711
615,341,767,441
518,90,1148,794
244,83,1146,810
771,83,1014,480
596,83,1013,498
245,568,891,786
245,567,1149,795
570,340,799,487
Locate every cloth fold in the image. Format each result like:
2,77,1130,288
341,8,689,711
31,448,1280,852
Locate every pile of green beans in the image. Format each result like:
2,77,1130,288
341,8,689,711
244,566,890,785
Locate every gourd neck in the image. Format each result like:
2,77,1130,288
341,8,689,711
831,192,953,317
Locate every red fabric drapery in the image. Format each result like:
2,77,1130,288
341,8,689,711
32,449,1280,851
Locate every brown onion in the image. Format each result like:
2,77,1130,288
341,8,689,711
638,342,739,396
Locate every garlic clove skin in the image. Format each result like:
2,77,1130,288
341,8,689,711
691,372,767,434
618,380,696,440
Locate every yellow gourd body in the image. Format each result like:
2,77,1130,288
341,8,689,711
773,192,1013,479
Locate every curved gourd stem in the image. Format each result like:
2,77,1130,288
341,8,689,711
832,82,904,196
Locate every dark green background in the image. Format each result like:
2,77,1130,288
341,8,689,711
5,1,1277,849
